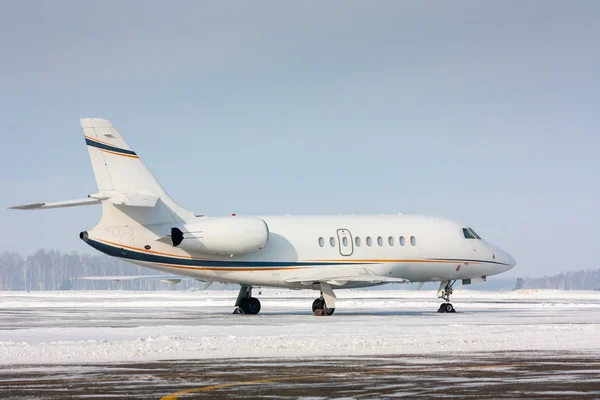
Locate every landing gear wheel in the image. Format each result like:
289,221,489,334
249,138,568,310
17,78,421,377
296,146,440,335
437,303,455,313
312,298,335,316
240,297,261,315
437,281,457,313
312,298,324,313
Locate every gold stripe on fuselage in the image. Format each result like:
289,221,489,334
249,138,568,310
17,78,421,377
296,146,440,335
95,238,206,260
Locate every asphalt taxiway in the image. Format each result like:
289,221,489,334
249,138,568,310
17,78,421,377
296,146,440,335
1,351,599,399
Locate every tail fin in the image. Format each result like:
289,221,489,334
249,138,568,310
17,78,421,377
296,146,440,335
81,118,195,225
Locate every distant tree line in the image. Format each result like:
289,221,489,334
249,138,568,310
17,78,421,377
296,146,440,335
515,270,600,291
0,249,234,290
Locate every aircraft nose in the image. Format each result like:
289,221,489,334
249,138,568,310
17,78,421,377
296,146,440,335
488,243,516,269
504,251,517,268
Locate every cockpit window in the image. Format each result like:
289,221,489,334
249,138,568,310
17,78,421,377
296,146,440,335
468,228,482,239
463,228,476,239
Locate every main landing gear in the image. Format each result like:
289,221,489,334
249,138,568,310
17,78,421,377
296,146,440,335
312,282,336,316
437,280,457,313
312,297,335,316
233,285,261,315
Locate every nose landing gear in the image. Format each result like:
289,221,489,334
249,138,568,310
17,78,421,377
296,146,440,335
437,280,457,313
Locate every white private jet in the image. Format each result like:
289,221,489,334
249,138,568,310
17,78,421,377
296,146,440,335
10,118,516,315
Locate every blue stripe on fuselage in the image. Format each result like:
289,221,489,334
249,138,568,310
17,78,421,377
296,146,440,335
85,239,346,268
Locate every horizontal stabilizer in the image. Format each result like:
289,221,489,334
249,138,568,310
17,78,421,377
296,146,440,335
8,198,101,210
10,190,160,211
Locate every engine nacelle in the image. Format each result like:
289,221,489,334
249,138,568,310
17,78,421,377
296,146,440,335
172,217,269,256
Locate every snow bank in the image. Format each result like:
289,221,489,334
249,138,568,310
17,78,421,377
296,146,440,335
0,290,599,364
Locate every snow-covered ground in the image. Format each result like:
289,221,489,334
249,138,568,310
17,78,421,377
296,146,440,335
0,289,599,364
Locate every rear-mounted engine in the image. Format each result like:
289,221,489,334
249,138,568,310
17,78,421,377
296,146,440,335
171,216,269,256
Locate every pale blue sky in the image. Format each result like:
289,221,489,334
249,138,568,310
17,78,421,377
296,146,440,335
1,1,598,278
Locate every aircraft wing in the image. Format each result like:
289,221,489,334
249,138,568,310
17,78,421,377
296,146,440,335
324,276,409,285
285,276,410,286
73,275,210,286
284,268,410,286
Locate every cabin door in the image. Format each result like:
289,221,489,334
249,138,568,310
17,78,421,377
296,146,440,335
337,229,354,256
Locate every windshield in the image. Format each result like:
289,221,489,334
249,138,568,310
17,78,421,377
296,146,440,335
468,228,482,239
463,228,476,239
463,228,483,240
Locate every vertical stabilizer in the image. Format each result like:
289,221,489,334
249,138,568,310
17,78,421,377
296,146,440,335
81,118,195,226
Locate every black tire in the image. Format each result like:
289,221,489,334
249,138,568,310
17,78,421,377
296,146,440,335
247,297,261,315
438,303,446,313
312,298,325,313
240,297,261,315
444,303,454,313
324,308,335,316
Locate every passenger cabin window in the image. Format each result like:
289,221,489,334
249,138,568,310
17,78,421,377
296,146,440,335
399,236,405,246
342,237,349,247
388,236,394,246
318,237,325,247
366,237,372,247
330,237,336,247
355,237,361,247
463,228,476,239
410,236,416,246
377,236,383,247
